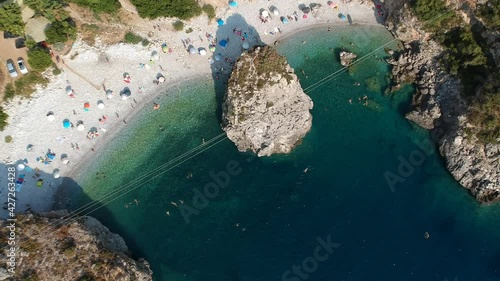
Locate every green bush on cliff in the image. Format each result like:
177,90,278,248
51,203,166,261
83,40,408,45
476,0,500,29
130,0,202,19
439,27,487,75
411,0,459,31
28,49,53,72
24,0,69,21
67,0,121,14
202,4,216,20
468,76,500,144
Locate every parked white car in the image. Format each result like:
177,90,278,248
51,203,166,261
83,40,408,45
6,60,18,78
17,58,28,74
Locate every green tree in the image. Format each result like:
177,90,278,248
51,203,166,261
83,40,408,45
440,27,487,75
0,106,8,131
130,0,202,20
0,3,24,35
27,49,53,72
411,0,459,30
468,77,500,143
477,0,500,29
45,20,77,44
123,32,143,44
172,21,184,31
24,0,69,21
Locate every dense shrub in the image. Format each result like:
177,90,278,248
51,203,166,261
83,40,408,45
68,0,121,14
476,0,500,29
24,0,69,21
0,3,24,35
124,32,143,44
28,49,53,72
130,0,202,20
4,135,12,143
0,107,8,131
468,76,500,144
202,4,215,20
14,72,49,97
411,0,459,31
172,21,184,31
439,27,487,75
45,19,77,44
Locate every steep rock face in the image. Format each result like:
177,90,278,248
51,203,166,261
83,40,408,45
0,211,153,280
383,0,500,202
222,46,313,157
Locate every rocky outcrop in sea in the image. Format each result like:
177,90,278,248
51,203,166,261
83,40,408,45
0,211,153,280
222,46,313,157
383,0,500,202
339,51,357,67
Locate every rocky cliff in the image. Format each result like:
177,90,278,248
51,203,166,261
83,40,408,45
222,46,313,157
383,0,500,202
0,211,153,280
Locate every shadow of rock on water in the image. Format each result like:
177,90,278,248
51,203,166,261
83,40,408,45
210,14,263,123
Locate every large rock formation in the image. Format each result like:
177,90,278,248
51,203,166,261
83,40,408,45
339,51,357,67
222,46,313,157
0,211,153,280
383,0,500,202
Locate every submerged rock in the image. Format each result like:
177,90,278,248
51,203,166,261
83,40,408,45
222,46,313,157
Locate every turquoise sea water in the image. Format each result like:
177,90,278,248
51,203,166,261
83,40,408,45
73,25,500,281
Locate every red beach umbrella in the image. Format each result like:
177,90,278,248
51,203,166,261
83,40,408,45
83,102,90,111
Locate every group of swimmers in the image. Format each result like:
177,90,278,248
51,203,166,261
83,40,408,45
348,94,369,106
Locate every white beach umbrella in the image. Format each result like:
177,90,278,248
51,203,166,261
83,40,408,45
188,46,197,54
106,90,113,99
97,101,105,109
53,169,60,179
47,112,55,121
261,10,269,17
77,123,85,131
121,95,128,100
242,42,250,49
199,49,207,56
17,164,25,171
158,76,165,83
272,8,279,15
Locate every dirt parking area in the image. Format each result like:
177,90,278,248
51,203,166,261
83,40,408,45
0,32,30,99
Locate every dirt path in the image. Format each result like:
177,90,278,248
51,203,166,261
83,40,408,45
118,0,138,14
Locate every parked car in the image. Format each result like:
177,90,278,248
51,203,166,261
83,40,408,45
17,58,28,74
6,60,18,78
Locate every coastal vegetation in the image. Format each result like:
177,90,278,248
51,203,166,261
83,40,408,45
0,106,8,131
411,0,499,143
45,19,78,44
24,0,69,22
130,0,202,19
172,20,184,31
202,4,216,21
67,0,121,14
27,49,53,72
0,2,24,35
123,31,150,46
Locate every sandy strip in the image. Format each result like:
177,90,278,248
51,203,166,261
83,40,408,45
0,0,382,218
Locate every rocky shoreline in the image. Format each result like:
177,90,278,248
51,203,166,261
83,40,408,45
383,1,500,202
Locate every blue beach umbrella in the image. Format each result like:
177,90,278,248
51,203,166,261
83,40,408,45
63,119,71,128
219,39,228,48
281,16,288,24
338,13,346,21
217,19,225,26
229,1,237,7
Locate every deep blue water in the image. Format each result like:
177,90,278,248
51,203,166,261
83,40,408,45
74,25,500,281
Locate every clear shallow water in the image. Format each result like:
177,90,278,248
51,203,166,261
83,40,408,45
74,26,500,281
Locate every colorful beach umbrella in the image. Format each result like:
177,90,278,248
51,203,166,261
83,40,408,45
217,19,225,26
229,1,237,7
36,179,43,187
162,43,168,53
219,39,228,48
209,45,216,52
63,119,71,128
281,16,288,24
83,102,90,111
